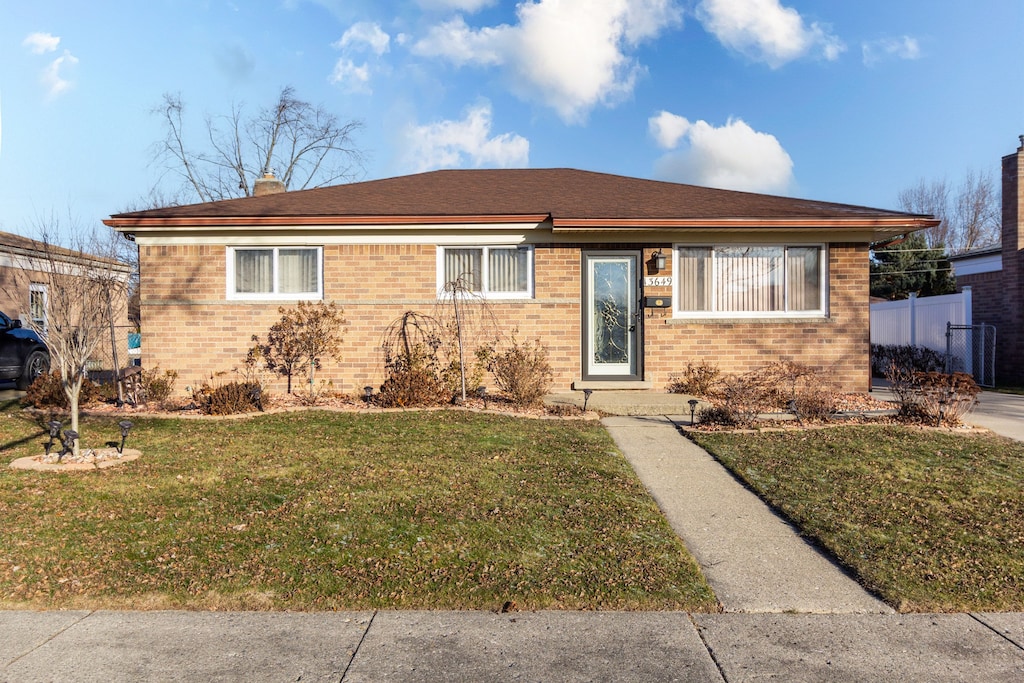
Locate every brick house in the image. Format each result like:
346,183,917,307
104,169,936,396
1,231,133,331
950,137,1024,385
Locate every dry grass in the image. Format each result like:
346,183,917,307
0,402,716,612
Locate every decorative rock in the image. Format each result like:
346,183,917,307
10,448,142,472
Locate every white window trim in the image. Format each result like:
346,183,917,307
29,282,48,335
436,245,535,300
226,246,324,301
672,243,829,319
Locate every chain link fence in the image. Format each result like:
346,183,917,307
85,325,141,375
945,323,996,388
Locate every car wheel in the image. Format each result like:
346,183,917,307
16,351,49,390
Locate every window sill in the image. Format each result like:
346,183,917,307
665,316,832,325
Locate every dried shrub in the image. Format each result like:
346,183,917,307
667,360,721,396
697,404,741,427
141,367,178,406
909,371,980,426
487,338,553,408
256,301,347,393
441,355,488,398
699,361,838,426
294,380,341,407
377,344,450,408
883,361,919,416
791,386,840,422
21,371,102,409
192,378,264,415
883,361,980,425
702,372,773,427
871,344,945,377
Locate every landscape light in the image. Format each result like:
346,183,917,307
118,420,133,454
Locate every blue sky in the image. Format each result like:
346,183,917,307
1,0,1021,241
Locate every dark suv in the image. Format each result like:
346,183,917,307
0,311,50,390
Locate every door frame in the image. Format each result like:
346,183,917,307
580,249,644,382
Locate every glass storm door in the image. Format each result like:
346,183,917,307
584,252,641,379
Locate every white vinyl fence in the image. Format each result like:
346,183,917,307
870,288,972,354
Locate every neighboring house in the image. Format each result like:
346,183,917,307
104,169,936,396
0,231,134,370
950,137,1024,385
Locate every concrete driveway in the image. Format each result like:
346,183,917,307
966,391,1024,441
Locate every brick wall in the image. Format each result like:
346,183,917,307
999,143,1024,384
140,241,872,397
643,243,869,392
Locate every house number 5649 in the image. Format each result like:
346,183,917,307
644,277,673,287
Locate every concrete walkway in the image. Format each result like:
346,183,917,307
604,415,891,614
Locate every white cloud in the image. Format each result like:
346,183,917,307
651,115,794,193
330,22,391,93
42,50,79,99
413,0,683,123
401,102,529,172
23,32,60,54
862,36,921,66
696,0,844,68
649,110,691,149
329,59,372,93
416,0,496,11
413,16,508,66
335,22,391,55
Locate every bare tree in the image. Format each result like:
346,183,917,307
953,169,1001,252
897,170,1000,254
2,216,132,456
898,178,952,248
152,86,364,204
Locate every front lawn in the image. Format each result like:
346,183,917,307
691,425,1024,612
0,404,716,612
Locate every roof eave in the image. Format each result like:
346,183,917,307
551,216,940,240
103,214,551,230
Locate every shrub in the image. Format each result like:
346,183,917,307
698,361,838,426
915,372,980,425
487,338,553,408
667,361,721,396
22,371,102,409
377,344,450,408
294,380,340,407
791,386,840,422
871,344,945,377
141,367,178,406
257,302,347,393
192,378,264,415
696,404,741,427
702,371,773,427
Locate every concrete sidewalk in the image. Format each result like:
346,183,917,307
1,609,1022,681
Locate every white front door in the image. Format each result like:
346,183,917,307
584,252,641,379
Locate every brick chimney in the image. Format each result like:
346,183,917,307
1000,136,1024,383
253,171,286,197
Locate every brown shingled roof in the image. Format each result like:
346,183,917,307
108,168,925,224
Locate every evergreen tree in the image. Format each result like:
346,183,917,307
870,233,956,300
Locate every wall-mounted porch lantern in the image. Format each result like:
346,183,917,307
649,249,667,272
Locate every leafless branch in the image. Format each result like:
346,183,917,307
150,86,364,205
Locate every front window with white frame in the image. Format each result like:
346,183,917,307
437,245,534,298
674,245,826,316
227,246,322,300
